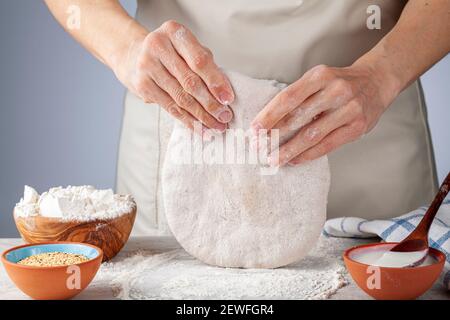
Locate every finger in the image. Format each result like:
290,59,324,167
157,41,233,123
288,123,363,166
132,75,207,135
131,75,154,104
146,78,200,132
145,60,227,131
275,79,354,142
162,21,235,105
251,65,333,133
274,90,328,142
269,100,360,166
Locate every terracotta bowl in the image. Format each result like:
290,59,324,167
14,207,136,262
1,242,102,300
343,242,445,300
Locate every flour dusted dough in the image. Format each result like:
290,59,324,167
162,71,330,268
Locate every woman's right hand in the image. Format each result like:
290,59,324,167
113,20,235,133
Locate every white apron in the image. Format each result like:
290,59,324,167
116,0,438,235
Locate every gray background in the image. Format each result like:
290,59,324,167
0,1,448,237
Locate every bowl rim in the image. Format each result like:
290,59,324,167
1,241,103,270
343,242,446,270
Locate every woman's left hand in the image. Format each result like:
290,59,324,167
251,63,399,166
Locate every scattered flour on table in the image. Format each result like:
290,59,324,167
14,185,135,221
95,236,348,300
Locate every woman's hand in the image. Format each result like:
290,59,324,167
251,63,400,166
250,0,450,167
113,20,235,133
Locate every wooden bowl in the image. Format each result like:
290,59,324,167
1,242,102,300
343,242,445,300
14,207,136,262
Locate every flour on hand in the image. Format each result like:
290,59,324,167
162,71,331,268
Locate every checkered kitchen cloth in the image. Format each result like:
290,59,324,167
323,201,450,289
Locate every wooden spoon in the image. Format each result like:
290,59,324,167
386,171,450,266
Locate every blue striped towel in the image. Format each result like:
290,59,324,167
323,200,450,289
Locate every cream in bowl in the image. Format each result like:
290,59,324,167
351,246,436,268
14,185,137,261
343,242,445,300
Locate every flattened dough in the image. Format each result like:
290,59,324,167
162,71,330,268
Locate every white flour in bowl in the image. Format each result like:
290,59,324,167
14,185,135,221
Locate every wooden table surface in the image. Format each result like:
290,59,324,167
1,237,449,300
